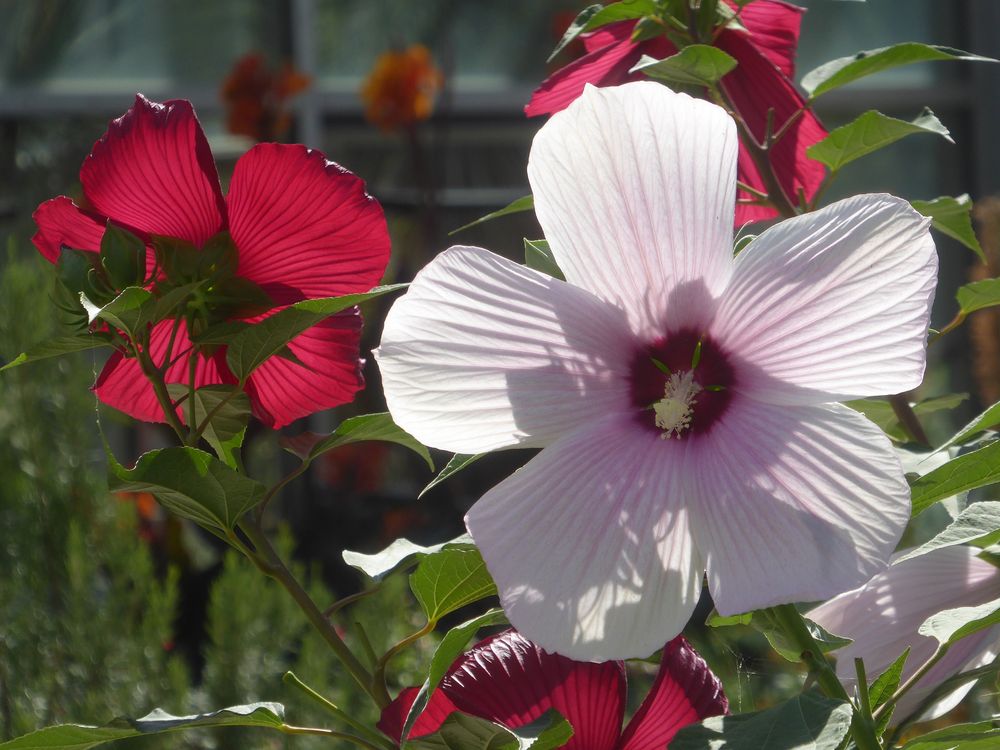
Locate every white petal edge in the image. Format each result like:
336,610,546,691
809,546,1000,721
466,413,703,662
375,245,634,453
689,400,910,615
711,194,937,405
528,81,738,340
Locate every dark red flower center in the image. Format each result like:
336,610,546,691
628,328,735,438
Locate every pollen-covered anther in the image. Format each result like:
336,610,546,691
653,370,702,439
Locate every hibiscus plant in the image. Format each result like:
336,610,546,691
4,1,1000,750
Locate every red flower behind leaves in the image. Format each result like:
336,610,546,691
32,95,390,428
526,1,828,225
378,629,727,749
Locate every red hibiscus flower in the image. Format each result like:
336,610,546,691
526,1,828,225
378,629,727,749
32,95,390,428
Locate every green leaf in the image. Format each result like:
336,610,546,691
918,595,1000,646
630,46,738,87
2,334,114,372
847,394,967,442
896,502,1000,564
900,721,1000,750
706,611,754,627
806,109,952,172
547,0,655,62
166,385,251,469
407,710,571,750
410,545,498,624
508,711,574,750
342,534,472,582
801,43,996,99
401,609,509,741
911,195,985,262
911,440,1000,517
279,412,432,470
523,239,565,281
100,221,146,289
867,648,909,732
670,692,852,750
419,453,485,499
957,278,1000,316
759,617,853,663
450,195,534,236
939,399,1000,451
0,703,284,750
107,446,267,533
93,286,153,338
225,284,406,381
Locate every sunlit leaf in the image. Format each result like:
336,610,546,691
419,453,485,499
910,440,1000,517
900,721,1000,749
957,278,1000,317
523,239,565,281
896,502,1000,564
911,195,984,262
410,545,498,623
450,195,534,236
1,334,114,372
342,534,472,582
166,384,251,469
806,109,952,172
919,595,1000,646
939,399,1000,451
631,46,738,87
279,412,432,470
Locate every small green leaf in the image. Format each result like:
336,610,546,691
867,648,909,732
910,440,1000,517
508,710,574,750
100,221,146,289
807,109,952,172
802,43,996,99
410,545,498,624
225,284,406,381
918,595,1000,646
523,239,565,281
0,703,285,750
279,412,432,470
450,196,534,236
401,608,509,741
406,710,571,750
93,286,153,338
107,446,267,533
957,278,1000,316
911,195,984,262
166,384,251,469
900,721,1000,750
706,611,754,627
758,617,852,663
939,399,1000,451
896,502,1000,564
631,46,738,87
419,453,485,499
1,334,114,372
848,394,967,442
670,692,852,750
547,0,656,62
342,534,472,582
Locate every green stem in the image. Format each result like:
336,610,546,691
191,386,241,442
283,671,395,750
873,644,950,725
372,621,435,707
135,341,187,441
239,520,384,708
767,605,882,750
185,348,197,444
888,394,931,448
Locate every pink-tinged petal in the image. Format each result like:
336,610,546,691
94,320,235,423
442,629,626,750
689,400,909,615
244,308,364,429
227,143,390,301
466,414,703,661
712,194,936,405
377,686,458,742
528,82,737,339
737,0,806,78
375,246,633,453
581,19,635,54
618,637,728,750
81,95,225,246
31,197,108,263
717,29,827,222
525,32,643,118
809,547,1000,721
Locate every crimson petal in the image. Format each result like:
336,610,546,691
377,686,459,742
719,29,827,224
441,630,626,750
94,319,235,423
737,0,806,79
243,308,364,428
226,143,390,302
617,637,728,750
81,95,225,247
31,196,108,263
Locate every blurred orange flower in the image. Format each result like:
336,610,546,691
361,45,442,131
221,53,311,142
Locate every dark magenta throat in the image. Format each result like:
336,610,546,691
628,328,735,437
